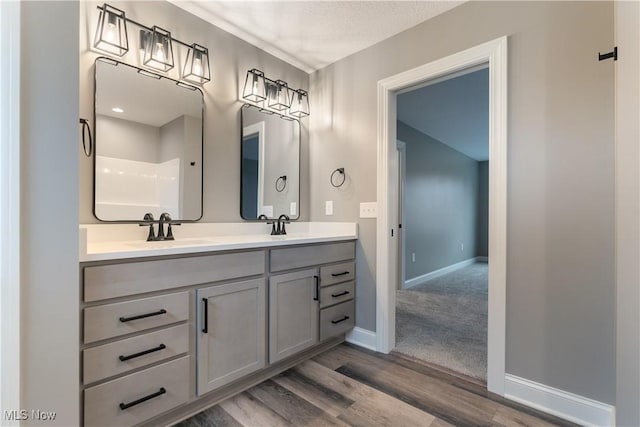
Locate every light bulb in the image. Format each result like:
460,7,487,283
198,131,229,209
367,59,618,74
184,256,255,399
154,42,165,62
104,12,117,42
193,51,202,76
252,75,259,95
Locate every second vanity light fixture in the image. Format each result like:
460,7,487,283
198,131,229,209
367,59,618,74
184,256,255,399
93,3,210,84
242,69,309,118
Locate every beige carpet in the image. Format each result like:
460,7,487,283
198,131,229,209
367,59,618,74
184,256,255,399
395,262,488,381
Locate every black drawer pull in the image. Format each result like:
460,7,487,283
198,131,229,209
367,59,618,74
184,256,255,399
313,276,319,301
202,298,208,333
331,316,350,324
118,344,166,362
119,309,166,323
331,291,350,298
119,387,166,410
331,271,350,277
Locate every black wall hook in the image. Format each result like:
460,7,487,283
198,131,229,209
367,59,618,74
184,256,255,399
598,46,617,62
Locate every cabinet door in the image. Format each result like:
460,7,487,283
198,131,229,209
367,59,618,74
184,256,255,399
197,278,266,396
269,269,319,363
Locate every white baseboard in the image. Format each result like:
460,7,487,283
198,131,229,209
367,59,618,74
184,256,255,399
345,327,377,351
404,257,480,288
504,374,615,427
476,256,488,262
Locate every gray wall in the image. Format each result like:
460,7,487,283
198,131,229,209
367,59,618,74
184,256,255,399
309,1,614,403
399,121,479,280
21,2,80,424
477,161,489,257
79,0,309,223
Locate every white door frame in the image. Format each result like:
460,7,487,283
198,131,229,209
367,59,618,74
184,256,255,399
376,36,508,395
0,0,21,419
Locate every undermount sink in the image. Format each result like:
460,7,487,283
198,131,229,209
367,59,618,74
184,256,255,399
125,238,217,249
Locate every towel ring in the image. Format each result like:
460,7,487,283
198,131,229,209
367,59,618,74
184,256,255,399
330,168,346,188
79,118,93,157
275,175,287,192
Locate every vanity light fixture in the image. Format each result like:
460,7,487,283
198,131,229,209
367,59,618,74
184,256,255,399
242,69,267,102
93,4,211,85
143,26,174,72
289,89,310,118
183,43,211,84
94,4,129,56
241,69,309,118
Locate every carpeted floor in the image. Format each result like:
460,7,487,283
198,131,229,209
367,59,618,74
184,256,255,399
395,262,488,381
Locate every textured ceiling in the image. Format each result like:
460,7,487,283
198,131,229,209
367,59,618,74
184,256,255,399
170,1,464,73
398,67,489,161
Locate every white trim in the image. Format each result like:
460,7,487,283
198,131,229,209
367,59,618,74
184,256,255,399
404,257,477,289
0,0,21,422
396,139,406,289
345,327,377,352
376,36,508,396
476,256,488,263
504,375,615,427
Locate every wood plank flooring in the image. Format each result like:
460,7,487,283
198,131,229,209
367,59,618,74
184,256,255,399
176,344,577,427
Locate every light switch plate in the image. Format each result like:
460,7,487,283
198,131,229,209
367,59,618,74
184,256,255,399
290,202,297,216
325,200,333,216
360,202,377,218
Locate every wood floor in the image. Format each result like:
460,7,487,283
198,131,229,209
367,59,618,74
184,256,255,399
176,343,577,427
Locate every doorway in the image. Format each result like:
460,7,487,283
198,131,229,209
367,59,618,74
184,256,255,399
375,37,507,395
394,67,490,381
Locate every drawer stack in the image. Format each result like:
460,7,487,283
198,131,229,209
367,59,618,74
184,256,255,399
318,261,355,340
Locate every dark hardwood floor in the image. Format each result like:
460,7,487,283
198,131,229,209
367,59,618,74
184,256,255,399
176,343,578,427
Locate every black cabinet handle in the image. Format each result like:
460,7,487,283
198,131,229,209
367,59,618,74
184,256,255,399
331,316,350,324
119,387,166,410
331,271,350,277
331,291,350,298
118,344,166,362
119,309,166,323
313,276,319,301
202,298,208,333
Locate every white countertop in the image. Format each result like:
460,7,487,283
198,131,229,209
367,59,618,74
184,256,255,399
79,222,358,262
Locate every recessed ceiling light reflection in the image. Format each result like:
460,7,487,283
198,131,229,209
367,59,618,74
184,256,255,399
112,107,124,113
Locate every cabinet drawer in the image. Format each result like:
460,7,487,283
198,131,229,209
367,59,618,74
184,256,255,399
320,300,355,341
270,241,355,272
84,250,265,302
320,261,355,287
84,356,190,427
84,292,189,344
83,324,189,384
320,281,354,309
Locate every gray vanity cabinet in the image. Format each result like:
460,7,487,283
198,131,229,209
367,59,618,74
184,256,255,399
268,269,319,363
197,278,266,396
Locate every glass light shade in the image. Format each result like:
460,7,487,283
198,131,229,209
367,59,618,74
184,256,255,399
183,44,210,84
94,4,128,56
289,89,310,117
143,26,174,72
242,69,266,102
268,80,290,111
